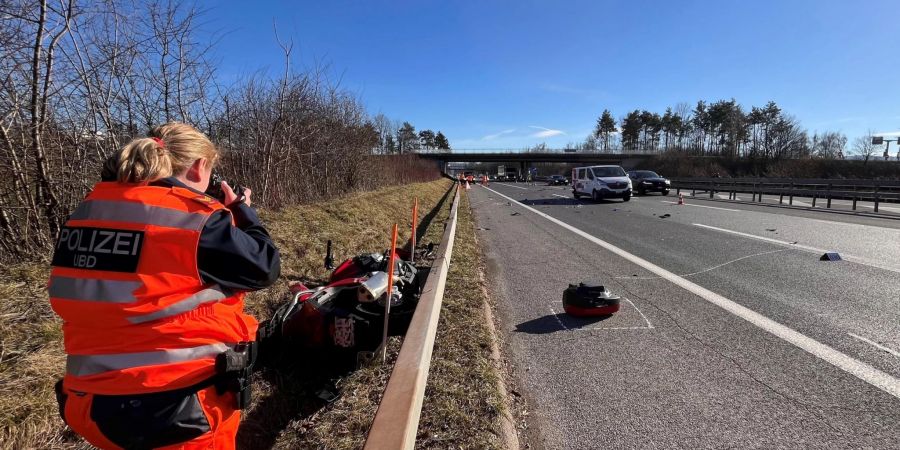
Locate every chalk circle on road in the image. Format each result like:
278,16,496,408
516,298,654,334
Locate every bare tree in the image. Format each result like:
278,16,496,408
0,1,439,262
852,130,879,164
810,131,847,159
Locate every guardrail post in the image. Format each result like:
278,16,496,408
709,185,714,199
757,183,762,203
692,188,695,197
874,185,880,213
789,182,794,205
676,187,680,196
812,194,817,208
826,184,832,209
852,197,857,211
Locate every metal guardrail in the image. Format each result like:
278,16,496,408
670,178,900,213
364,182,461,450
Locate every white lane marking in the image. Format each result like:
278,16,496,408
660,201,740,212
552,194,571,199
849,333,900,359
482,185,900,400
617,249,790,280
625,298,654,329
692,223,900,275
495,183,529,190
549,306,570,331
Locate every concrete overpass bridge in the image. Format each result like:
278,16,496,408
417,151,655,175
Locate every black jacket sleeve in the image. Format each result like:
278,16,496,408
197,203,281,292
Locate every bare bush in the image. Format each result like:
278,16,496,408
0,1,439,262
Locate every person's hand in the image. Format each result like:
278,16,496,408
221,181,252,207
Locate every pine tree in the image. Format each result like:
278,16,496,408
418,130,436,151
596,109,617,152
397,122,418,154
434,131,450,150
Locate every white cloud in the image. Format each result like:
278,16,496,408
481,129,516,141
528,125,566,138
874,130,900,137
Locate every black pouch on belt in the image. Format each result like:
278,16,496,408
215,341,257,409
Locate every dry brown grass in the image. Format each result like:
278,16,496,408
413,191,507,449
237,179,457,450
1,178,509,450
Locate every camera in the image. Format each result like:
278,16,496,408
206,173,245,205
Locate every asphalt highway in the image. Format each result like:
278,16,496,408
469,182,900,449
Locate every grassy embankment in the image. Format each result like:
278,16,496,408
0,178,509,449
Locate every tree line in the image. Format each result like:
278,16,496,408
369,116,450,154
576,100,887,161
0,1,443,261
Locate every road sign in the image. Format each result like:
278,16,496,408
872,136,884,145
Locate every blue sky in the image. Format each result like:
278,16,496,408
205,0,900,149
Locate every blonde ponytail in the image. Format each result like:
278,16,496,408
114,122,218,183
116,138,173,183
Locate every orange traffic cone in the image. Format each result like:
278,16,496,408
677,193,685,205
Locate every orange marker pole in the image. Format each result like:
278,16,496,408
410,198,418,263
381,223,399,362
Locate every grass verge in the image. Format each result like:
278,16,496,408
0,179,510,450
413,189,509,449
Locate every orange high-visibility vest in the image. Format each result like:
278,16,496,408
49,182,258,395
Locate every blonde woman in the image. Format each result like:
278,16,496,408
49,122,280,449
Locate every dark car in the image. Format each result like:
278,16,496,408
547,175,569,185
627,170,671,195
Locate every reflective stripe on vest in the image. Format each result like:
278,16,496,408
69,199,207,230
66,343,233,377
51,183,257,394
127,286,227,324
49,276,141,303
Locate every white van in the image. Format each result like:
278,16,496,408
571,165,632,202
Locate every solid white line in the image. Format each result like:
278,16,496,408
849,333,900,359
495,183,529,190
660,201,740,212
482,185,900,400
692,223,900,275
